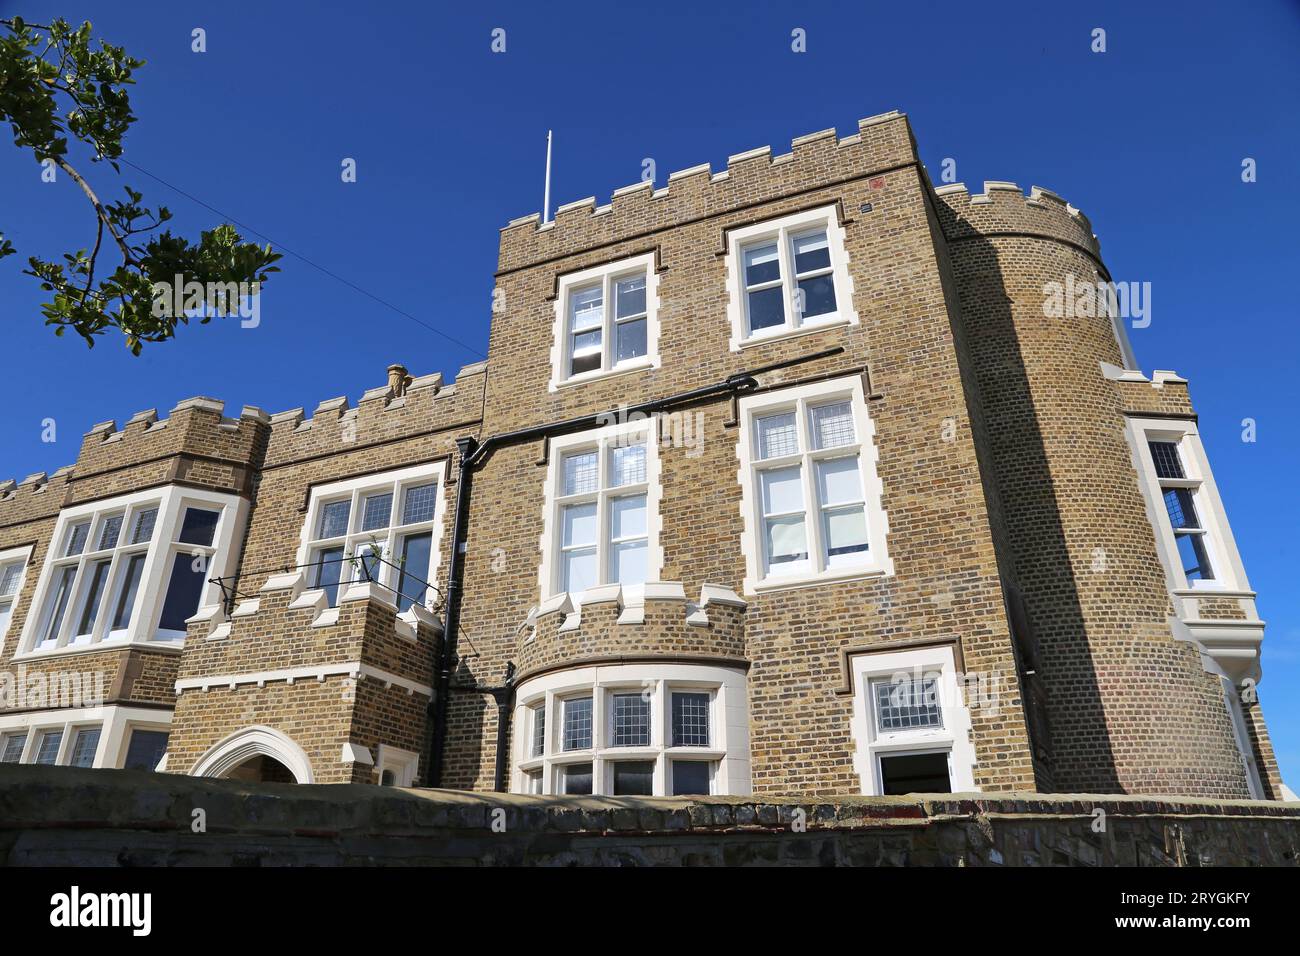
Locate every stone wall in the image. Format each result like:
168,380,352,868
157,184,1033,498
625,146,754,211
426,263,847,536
2,764,1297,866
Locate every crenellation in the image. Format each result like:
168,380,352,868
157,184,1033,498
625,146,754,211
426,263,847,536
497,110,915,272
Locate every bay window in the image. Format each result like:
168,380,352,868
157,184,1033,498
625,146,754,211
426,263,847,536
725,204,857,349
0,546,31,640
737,376,890,593
513,664,751,796
549,253,660,389
298,463,444,611
18,486,245,655
541,420,662,600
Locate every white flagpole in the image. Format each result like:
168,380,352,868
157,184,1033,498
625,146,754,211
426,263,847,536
543,130,553,224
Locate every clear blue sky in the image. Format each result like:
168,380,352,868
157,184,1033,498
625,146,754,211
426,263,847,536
2,1,1297,785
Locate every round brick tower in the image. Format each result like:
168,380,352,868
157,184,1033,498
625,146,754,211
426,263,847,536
934,182,1252,798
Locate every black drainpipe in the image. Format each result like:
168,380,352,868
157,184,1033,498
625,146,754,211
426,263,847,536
425,347,844,788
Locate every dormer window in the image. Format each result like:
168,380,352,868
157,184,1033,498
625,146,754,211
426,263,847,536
550,253,660,390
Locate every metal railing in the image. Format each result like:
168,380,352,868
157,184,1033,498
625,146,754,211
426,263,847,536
208,553,443,617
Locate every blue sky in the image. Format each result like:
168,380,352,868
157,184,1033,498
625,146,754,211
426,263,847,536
2,1,1297,783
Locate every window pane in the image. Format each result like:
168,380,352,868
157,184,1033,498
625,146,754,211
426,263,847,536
34,730,63,765
614,317,646,362
765,515,808,567
1163,487,1201,530
1,733,27,763
824,506,869,557
177,508,219,547
672,692,710,747
611,541,647,586
562,451,598,496
569,284,603,331
561,501,597,548
531,705,546,758
402,483,437,524
318,499,351,538
352,545,381,584
570,333,602,375
743,242,781,286
874,676,943,731
1177,533,1214,581
1148,440,1185,479
158,552,206,632
111,553,146,630
797,275,837,318
610,495,646,539
43,566,77,643
0,604,9,636
879,752,951,795
609,444,646,487
361,492,393,531
747,286,785,331
97,515,123,551
792,230,831,274
0,562,23,596
810,402,855,450
562,548,597,593
671,760,711,796
396,532,432,612
66,521,90,556
816,456,863,506
70,727,101,768
131,508,158,544
760,466,804,515
562,763,593,795
123,730,169,772
615,274,646,318
756,412,799,460
75,559,112,637
562,697,593,751
612,761,654,795
611,693,651,747
313,546,344,607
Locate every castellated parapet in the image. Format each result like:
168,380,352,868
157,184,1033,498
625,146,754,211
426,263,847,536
262,360,487,468
516,583,748,680
933,181,1100,259
497,111,915,273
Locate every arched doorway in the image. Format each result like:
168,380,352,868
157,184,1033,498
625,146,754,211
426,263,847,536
191,725,314,784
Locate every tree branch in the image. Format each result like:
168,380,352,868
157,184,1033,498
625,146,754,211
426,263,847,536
50,154,134,264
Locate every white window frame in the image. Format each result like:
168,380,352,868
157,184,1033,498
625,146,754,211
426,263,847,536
1127,418,1247,593
538,417,663,603
0,544,33,644
724,204,858,351
549,252,661,391
16,486,247,658
0,704,172,770
375,744,419,787
736,375,891,595
295,462,446,611
512,663,750,797
849,644,977,796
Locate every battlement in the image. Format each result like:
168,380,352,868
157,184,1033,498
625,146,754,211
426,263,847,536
262,360,487,468
1102,363,1196,418
933,180,1101,258
515,582,748,679
73,394,268,479
497,111,917,273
